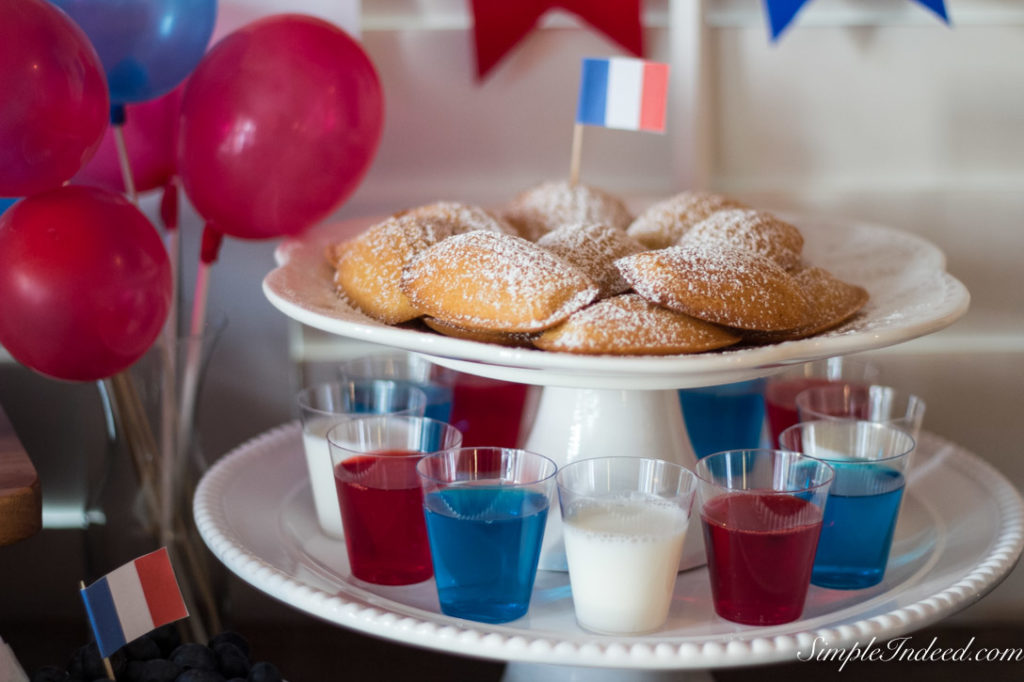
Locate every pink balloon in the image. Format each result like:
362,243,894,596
178,14,384,240
74,85,184,194
0,186,171,382
0,0,109,196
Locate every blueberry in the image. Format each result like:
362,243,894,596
67,643,106,681
208,632,250,659
123,659,147,682
30,665,69,682
246,662,282,682
124,636,162,661
139,658,181,682
169,643,217,672
174,671,225,682
150,624,183,658
212,642,250,679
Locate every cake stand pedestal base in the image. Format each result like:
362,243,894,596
520,386,704,571
502,662,714,682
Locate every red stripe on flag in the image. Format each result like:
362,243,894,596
135,548,188,627
639,62,669,133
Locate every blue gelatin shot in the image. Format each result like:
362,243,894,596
811,464,905,589
678,379,766,459
423,486,548,623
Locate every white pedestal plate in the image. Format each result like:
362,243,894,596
208,213,1017,679
194,423,1023,680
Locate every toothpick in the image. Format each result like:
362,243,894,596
568,123,584,187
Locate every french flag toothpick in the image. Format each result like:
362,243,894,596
80,548,189,658
576,57,669,133
569,56,670,186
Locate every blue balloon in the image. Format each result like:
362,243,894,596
49,0,217,104
0,198,17,216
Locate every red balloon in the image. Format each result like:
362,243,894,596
178,14,384,240
0,0,109,196
74,85,184,194
0,186,172,382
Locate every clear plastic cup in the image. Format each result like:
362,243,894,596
417,447,556,623
296,380,427,538
556,457,697,634
695,449,833,625
327,415,462,585
795,383,926,441
779,419,915,590
764,355,881,447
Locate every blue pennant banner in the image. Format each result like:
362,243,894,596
765,0,950,41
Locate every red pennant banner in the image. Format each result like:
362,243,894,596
470,0,644,80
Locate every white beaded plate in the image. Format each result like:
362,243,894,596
262,214,970,389
194,422,1023,670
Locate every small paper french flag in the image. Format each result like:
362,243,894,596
80,548,189,658
576,57,670,133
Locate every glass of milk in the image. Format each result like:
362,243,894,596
296,380,427,538
555,457,698,635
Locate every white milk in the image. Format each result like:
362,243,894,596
563,495,689,634
301,417,345,538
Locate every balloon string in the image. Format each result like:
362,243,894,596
176,224,221,467
157,184,180,551
111,122,138,204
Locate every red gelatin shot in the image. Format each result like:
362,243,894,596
335,450,433,585
701,492,823,625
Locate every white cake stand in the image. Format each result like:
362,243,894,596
262,213,970,570
194,423,1024,680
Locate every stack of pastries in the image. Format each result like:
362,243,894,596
325,182,868,355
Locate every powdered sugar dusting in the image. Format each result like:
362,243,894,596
498,181,633,241
677,208,804,271
615,245,811,331
536,223,646,298
627,191,745,249
536,293,741,355
743,266,869,343
402,230,600,333
398,201,514,235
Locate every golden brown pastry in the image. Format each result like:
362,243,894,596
677,208,804,271
534,293,742,355
615,245,812,331
626,191,745,249
498,181,633,241
422,317,538,347
536,223,646,299
401,230,600,333
333,214,452,324
397,201,513,235
742,266,869,343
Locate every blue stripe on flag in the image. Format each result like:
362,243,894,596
576,58,609,126
81,577,127,658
